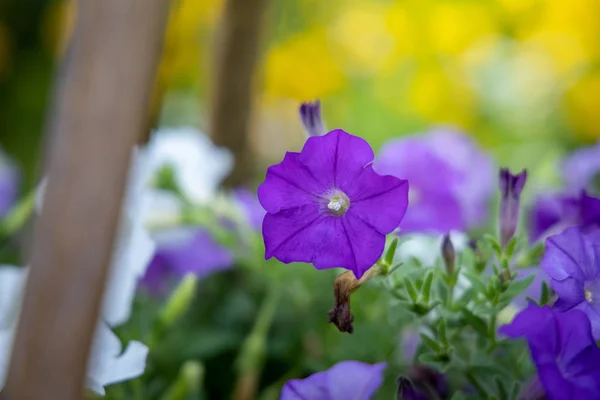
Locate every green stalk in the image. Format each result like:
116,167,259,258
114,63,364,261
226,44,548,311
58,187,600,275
233,286,281,400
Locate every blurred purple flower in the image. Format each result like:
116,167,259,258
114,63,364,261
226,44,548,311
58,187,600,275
258,129,408,279
0,152,19,217
280,361,386,400
562,141,600,193
499,168,527,247
374,128,494,233
500,304,600,400
542,226,600,338
233,188,265,231
299,100,326,137
529,191,600,243
141,228,233,295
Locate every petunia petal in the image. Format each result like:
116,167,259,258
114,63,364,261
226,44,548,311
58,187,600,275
345,165,408,234
281,370,329,400
499,304,559,364
543,227,600,282
258,152,324,214
262,206,385,278
299,129,374,191
327,361,386,399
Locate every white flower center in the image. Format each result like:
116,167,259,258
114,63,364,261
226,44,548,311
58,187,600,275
327,198,344,211
585,289,593,303
324,190,350,216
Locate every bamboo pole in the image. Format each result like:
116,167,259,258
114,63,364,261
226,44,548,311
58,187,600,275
209,0,268,188
2,1,170,399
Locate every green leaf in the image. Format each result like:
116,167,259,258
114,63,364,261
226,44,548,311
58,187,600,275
502,274,535,300
527,242,545,265
495,377,508,400
438,319,449,348
540,280,550,306
462,309,489,337
421,270,434,304
484,233,502,258
419,333,441,352
503,236,518,261
384,237,399,266
509,382,521,400
463,271,487,295
404,278,419,302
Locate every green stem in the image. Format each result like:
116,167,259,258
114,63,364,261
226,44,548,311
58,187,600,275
0,187,36,239
234,286,281,400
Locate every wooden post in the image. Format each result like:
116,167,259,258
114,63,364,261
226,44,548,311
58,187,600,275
209,0,268,188
3,1,170,399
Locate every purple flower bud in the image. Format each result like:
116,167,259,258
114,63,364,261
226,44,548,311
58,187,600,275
499,168,527,247
397,365,449,400
441,234,455,275
299,100,326,137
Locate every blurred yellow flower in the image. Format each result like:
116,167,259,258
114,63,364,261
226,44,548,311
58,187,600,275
263,28,345,100
408,63,476,128
428,2,497,55
565,72,600,141
329,3,396,74
159,0,223,89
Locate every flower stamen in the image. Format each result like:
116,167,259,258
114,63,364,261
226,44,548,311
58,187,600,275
585,289,593,304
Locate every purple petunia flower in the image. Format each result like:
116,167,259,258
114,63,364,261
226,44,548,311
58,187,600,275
280,361,386,400
258,129,408,279
562,141,600,194
542,226,600,338
374,128,494,234
299,100,327,137
529,191,600,243
499,168,527,247
500,303,600,399
0,151,19,217
141,227,234,295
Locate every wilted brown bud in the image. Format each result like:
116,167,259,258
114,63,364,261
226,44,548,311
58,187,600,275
441,234,455,275
328,267,381,333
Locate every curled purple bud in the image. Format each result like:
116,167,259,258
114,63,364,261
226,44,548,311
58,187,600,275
441,234,455,275
299,100,326,137
499,168,527,247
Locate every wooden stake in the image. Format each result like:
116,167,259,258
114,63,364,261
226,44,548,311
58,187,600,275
3,1,169,399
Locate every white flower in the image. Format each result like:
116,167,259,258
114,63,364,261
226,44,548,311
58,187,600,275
85,322,149,396
146,127,233,204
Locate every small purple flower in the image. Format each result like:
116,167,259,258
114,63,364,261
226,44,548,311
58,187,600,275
233,188,265,231
542,226,600,338
258,129,408,279
529,191,600,242
374,128,494,233
299,100,326,137
0,152,19,217
141,227,234,295
562,141,600,193
281,361,386,400
500,304,600,399
499,168,527,247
